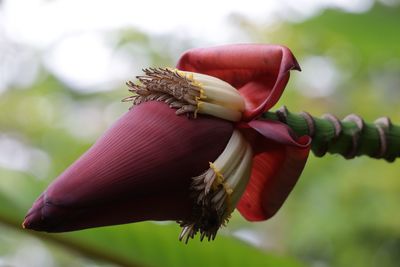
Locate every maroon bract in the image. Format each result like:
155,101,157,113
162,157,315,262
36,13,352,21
23,44,311,242
23,102,233,232
176,44,301,121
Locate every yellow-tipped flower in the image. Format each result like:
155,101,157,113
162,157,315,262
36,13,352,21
180,130,253,242
124,68,245,122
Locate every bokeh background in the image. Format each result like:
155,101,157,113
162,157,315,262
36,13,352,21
0,0,399,266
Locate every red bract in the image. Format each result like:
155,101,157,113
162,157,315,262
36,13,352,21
23,44,310,235
177,44,310,221
177,44,301,121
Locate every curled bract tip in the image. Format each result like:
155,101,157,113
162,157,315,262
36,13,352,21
176,44,301,121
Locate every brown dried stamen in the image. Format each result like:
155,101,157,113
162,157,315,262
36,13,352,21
178,168,231,244
123,68,202,117
178,131,253,243
124,68,245,122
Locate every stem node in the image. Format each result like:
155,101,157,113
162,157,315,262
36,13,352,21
263,107,399,162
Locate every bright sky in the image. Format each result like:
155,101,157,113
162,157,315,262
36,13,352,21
0,0,375,92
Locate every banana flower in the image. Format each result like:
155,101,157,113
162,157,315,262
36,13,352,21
23,44,311,243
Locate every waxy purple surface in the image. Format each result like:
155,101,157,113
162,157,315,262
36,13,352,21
24,102,233,232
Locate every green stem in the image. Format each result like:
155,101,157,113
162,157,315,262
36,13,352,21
263,106,400,162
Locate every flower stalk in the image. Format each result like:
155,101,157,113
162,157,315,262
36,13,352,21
263,106,400,162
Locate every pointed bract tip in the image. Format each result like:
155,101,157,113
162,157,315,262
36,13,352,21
293,59,301,71
22,195,48,231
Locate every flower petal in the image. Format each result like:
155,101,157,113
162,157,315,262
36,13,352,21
176,44,300,121
237,120,311,221
23,102,233,232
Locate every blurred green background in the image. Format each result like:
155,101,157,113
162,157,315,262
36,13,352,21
0,0,399,266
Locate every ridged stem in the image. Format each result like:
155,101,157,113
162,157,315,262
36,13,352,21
262,106,400,162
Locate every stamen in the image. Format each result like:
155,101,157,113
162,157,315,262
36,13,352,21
124,68,245,122
179,130,253,242
198,101,242,123
125,68,200,112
